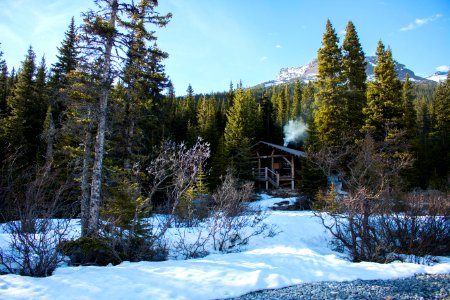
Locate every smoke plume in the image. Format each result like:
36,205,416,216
283,120,308,146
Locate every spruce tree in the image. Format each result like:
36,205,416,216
291,80,302,120
260,90,276,142
302,81,315,122
224,89,260,179
184,84,196,123
362,41,403,141
314,19,346,146
431,71,450,186
0,45,8,117
402,73,416,139
4,47,46,162
342,21,367,136
50,17,79,88
197,95,218,146
276,84,287,127
79,0,171,236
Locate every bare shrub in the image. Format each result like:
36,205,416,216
170,169,277,258
379,190,450,259
0,166,74,277
208,170,273,252
171,226,210,259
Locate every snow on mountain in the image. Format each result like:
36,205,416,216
270,56,430,85
426,71,448,83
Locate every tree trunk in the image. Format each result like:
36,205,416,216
81,114,93,237
87,0,118,237
44,113,55,171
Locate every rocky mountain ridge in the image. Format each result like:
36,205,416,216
263,56,444,87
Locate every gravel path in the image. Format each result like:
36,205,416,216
226,273,450,300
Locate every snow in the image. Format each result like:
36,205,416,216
426,74,447,83
0,195,449,300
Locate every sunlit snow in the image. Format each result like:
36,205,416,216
0,195,449,300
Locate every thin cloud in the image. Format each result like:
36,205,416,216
260,56,268,61
275,45,282,48
400,14,442,31
436,65,449,72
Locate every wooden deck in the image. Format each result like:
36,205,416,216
254,167,295,190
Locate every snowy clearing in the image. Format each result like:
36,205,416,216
0,195,449,300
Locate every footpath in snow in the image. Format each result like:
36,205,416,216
0,195,449,300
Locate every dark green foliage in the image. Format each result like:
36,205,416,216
363,41,404,141
59,237,119,266
60,234,168,266
3,47,48,163
402,74,417,139
224,89,261,179
342,21,367,136
314,20,346,146
301,81,316,122
0,44,8,117
291,80,302,119
50,17,79,88
430,72,450,188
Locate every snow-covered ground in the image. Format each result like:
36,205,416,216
0,195,449,300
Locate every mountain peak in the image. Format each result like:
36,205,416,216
265,56,434,86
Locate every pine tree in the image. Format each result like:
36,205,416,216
299,117,327,200
4,47,47,162
284,84,290,122
414,98,433,188
0,44,8,117
79,0,171,236
402,73,416,139
342,21,367,136
35,56,50,164
314,19,346,146
197,95,218,146
184,84,196,123
260,90,276,142
291,80,302,120
276,84,287,127
50,17,79,88
433,72,450,140
362,41,403,141
224,89,260,179
302,81,315,122
431,71,450,186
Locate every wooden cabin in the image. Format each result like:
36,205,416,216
250,141,306,190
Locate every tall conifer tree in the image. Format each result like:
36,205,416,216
342,21,367,136
314,20,346,146
0,45,8,117
4,47,47,162
431,72,450,186
402,73,416,139
362,41,403,141
291,80,302,120
79,0,171,236
224,89,260,179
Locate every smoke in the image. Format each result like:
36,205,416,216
283,120,308,146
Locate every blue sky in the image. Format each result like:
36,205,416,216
0,0,449,95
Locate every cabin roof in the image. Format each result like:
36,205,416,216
251,141,306,158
